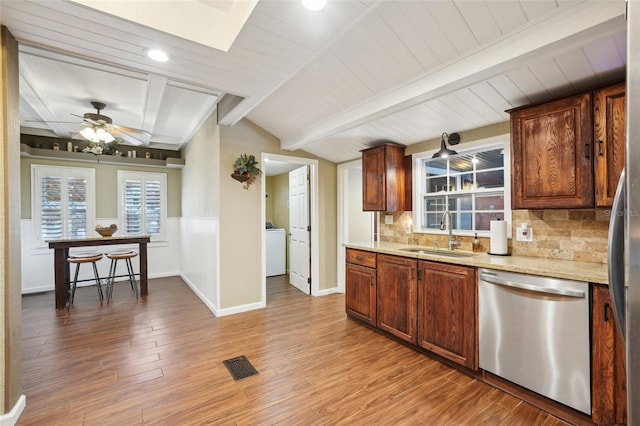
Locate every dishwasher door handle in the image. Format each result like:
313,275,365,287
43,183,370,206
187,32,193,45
479,274,585,298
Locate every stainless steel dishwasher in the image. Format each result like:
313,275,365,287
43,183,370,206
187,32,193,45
478,268,591,414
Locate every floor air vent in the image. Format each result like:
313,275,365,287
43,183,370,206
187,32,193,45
223,355,259,381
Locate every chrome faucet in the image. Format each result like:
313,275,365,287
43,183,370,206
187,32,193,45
440,210,461,251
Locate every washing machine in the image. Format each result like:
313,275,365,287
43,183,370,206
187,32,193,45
266,227,286,276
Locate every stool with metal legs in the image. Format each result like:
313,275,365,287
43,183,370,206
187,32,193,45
67,253,104,310
105,250,139,302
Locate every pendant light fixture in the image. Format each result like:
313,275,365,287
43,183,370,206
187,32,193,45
302,0,327,11
432,132,460,158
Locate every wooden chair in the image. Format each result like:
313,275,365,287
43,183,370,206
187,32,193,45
67,253,104,310
105,250,139,302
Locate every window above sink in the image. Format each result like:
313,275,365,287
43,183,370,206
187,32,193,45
412,135,512,237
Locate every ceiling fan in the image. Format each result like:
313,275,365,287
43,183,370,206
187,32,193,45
28,101,151,146
73,101,151,146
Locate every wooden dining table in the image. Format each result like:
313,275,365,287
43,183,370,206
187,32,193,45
48,235,151,309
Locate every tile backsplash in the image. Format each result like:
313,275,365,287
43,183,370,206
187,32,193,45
379,209,610,263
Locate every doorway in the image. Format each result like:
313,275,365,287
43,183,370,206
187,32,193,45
261,153,319,304
337,159,375,293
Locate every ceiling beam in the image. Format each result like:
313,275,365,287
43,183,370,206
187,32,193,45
280,0,626,151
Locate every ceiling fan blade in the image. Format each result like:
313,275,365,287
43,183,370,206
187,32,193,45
24,119,81,124
112,125,151,144
110,128,147,146
113,124,151,137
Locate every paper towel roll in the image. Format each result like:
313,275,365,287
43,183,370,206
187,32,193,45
489,220,508,255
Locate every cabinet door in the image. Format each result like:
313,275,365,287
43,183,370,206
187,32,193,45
362,147,385,211
592,284,627,425
345,263,376,326
376,254,417,343
362,145,406,212
511,93,594,209
594,82,626,207
417,261,477,370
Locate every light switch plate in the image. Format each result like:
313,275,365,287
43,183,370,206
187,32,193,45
516,227,533,242
385,215,393,225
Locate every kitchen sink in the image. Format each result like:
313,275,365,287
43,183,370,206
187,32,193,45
399,247,473,258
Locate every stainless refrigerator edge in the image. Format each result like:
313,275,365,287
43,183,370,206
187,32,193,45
609,0,640,422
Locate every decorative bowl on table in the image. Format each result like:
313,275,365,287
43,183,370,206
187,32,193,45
95,224,118,237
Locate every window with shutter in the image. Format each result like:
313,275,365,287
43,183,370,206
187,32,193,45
118,171,167,240
32,165,95,243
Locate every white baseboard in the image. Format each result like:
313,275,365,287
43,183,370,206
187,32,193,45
1,395,26,426
315,286,342,296
215,300,266,317
179,273,265,317
179,273,219,316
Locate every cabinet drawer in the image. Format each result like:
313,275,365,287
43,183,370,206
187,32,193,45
346,249,376,268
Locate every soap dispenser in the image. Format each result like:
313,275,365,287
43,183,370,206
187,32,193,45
472,232,480,253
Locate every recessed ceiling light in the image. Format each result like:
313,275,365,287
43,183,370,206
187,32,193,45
302,0,327,11
146,49,170,63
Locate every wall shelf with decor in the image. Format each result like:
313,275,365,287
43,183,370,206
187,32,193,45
20,144,185,169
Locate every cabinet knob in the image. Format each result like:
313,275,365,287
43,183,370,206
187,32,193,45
596,140,604,156
584,143,590,159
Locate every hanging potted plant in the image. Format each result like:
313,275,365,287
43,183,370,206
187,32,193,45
231,153,262,189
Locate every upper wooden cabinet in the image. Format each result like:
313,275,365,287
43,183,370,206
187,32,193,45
594,82,626,207
510,92,594,209
510,82,625,209
362,144,408,212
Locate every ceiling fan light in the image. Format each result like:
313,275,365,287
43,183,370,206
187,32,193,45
80,126,99,143
146,49,170,62
103,132,115,143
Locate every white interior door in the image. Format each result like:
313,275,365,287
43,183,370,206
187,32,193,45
289,165,310,294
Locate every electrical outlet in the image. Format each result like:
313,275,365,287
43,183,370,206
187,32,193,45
516,225,533,242
385,215,393,225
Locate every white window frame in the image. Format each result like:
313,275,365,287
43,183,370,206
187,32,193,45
412,135,511,237
31,164,96,246
117,170,167,242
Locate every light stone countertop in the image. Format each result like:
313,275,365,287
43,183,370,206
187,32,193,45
344,241,609,285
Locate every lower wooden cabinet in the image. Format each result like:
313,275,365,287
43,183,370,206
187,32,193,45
417,261,477,370
345,249,377,326
347,251,477,370
592,283,627,425
376,254,418,344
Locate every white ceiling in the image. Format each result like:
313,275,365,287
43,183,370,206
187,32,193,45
0,0,627,161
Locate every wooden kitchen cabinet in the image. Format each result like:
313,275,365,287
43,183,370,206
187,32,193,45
417,261,477,370
594,82,626,207
592,284,627,425
362,144,407,211
510,92,594,209
345,249,377,326
510,82,625,209
376,254,417,344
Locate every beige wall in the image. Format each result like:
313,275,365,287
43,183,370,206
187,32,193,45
219,119,337,308
405,121,510,156
20,158,182,219
1,25,23,417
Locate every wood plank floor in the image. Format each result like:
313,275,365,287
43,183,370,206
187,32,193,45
19,275,569,425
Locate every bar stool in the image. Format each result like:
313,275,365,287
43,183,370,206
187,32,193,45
105,250,139,302
67,253,104,310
